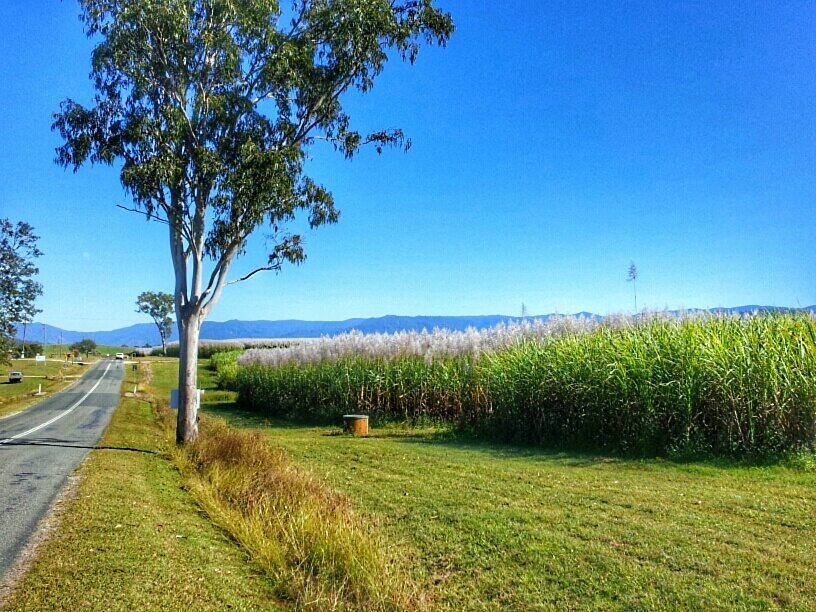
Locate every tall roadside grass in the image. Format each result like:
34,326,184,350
234,314,816,457
171,418,415,609
145,365,415,609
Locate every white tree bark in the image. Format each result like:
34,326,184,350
176,308,201,444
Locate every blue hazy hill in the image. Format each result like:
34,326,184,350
14,306,815,347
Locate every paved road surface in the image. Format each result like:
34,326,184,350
0,359,124,580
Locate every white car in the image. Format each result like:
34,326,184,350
115,352,125,360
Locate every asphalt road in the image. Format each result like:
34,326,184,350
0,359,124,579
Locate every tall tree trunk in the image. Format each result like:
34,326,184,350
155,321,168,356
176,312,201,444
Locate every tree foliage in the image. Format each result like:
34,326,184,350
0,219,43,365
70,338,97,356
10,340,43,358
55,0,454,321
136,290,175,354
54,0,454,442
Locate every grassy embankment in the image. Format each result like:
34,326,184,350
3,360,282,611
38,344,136,358
0,359,86,418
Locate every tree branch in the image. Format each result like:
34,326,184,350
116,204,170,225
226,265,276,286
199,244,238,319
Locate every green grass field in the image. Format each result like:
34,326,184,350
0,359,86,417
198,359,816,609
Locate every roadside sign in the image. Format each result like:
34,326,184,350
35,355,46,362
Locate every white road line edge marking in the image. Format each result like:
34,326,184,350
0,362,113,445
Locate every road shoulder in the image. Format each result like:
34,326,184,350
0,360,90,420
1,392,281,610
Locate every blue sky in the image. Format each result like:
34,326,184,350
1,1,814,331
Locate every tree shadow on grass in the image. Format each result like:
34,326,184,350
202,402,311,430
200,402,607,464
199,401,808,472
203,401,457,438
1,437,156,454
392,433,807,471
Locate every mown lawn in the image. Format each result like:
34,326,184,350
3,363,282,611
0,359,86,418
200,389,816,609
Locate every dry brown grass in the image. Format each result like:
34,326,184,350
169,415,418,609
144,359,416,610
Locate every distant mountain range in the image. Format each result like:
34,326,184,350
14,306,816,347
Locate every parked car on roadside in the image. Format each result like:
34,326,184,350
8,371,23,383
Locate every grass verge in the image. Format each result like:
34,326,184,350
204,400,816,610
146,360,415,609
3,366,281,611
0,359,86,418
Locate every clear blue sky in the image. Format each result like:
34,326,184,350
1,1,814,331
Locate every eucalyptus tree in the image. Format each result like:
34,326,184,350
0,219,43,365
54,0,453,442
70,338,98,358
136,291,175,355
